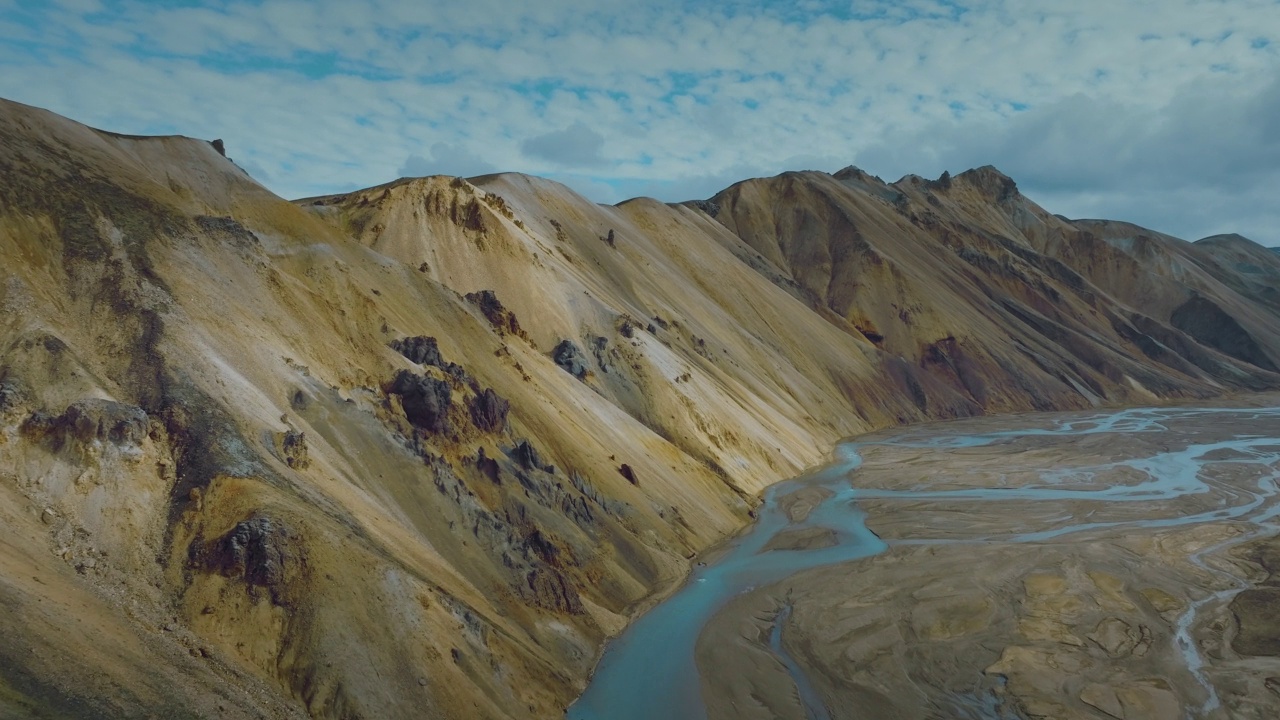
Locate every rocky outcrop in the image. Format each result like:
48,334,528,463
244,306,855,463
552,340,589,379
509,440,553,473
61,399,149,445
524,567,584,615
199,514,300,606
618,464,638,485
21,398,149,449
388,370,453,434
468,388,509,433
465,290,528,340
390,335,445,367
273,429,309,469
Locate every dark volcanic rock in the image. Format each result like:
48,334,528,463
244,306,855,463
509,440,552,473
956,165,1018,202
204,515,297,605
523,566,584,615
275,429,309,469
688,199,720,217
58,399,149,445
589,336,611,373
475,448,501,483
464,290,526,338
468,388,510,433
390,336,473,385
618,463,638,485
390,336,445,367
553,340,589,379
389,370,453,433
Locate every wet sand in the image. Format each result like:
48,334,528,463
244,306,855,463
692,404,1280,720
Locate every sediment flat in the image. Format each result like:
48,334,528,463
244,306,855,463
690,403,1280,720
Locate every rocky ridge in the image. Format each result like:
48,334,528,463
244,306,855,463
0,97,1278,718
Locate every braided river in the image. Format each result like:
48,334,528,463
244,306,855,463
569,403,1280,720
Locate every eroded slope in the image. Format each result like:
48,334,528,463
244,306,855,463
0,96,1278,719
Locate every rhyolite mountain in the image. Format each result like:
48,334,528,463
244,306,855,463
1,96,1278,719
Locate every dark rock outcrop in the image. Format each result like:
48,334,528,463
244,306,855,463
468,388,510,433
618,464,638,485
389,370,453,434
688,199,720,217
475,448,501,483
33,399,150,447
391,336,445,367
509,440,553,473
203,515,298,605
552,340,589,379
464,290,526,339
589,336,611,374
523,567,584,615
956,165,1018,202
274,430,309,469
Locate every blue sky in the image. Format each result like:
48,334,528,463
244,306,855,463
1,0,1278,244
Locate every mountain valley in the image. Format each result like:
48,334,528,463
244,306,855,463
2,97,1280,719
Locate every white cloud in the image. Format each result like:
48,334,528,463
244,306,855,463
0,0,1276,242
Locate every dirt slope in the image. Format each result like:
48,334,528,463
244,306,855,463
0,97,1277,719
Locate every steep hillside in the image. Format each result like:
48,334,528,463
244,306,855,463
707,167,1280,405
0,97,1277,719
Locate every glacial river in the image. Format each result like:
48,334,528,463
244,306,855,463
567,405,1280,720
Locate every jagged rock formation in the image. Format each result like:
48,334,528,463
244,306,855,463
0,97,1278,719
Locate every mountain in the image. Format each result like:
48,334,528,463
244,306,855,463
1,97,1278,719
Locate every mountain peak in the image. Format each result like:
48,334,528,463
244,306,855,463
954,165,1018,201
1195,233,1259,247
831,165,884,183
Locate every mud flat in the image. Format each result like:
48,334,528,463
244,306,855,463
572,400,1280,719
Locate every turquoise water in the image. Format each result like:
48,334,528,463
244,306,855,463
567,407,1280,720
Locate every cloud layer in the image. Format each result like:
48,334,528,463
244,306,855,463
1,0,1277,243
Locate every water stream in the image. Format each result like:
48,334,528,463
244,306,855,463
567,406,1280,720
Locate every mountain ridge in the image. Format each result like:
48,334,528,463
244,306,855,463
2,96,1279,719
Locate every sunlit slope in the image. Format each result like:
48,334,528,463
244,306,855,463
1,95,1278,719
0,97,756,719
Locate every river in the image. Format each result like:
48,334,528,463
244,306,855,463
567,404,1280,720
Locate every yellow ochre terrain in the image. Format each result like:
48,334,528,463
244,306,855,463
1,97,1278,718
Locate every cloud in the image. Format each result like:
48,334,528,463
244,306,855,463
399,142,497,178
521,122,606,167
0,0,1277,242
854,71,1280,241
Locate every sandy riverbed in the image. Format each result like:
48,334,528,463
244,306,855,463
694,404,1280,720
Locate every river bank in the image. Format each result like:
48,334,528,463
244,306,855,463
572,399,1280,719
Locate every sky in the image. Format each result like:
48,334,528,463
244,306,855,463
1,0,1278,245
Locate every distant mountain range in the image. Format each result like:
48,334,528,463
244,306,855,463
2,96,1278,719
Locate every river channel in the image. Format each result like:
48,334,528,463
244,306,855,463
568,403,1280,720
